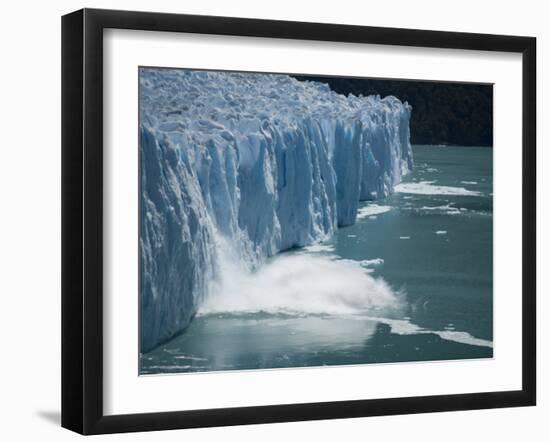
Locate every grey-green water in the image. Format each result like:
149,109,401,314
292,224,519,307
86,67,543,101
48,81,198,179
140,145,493,374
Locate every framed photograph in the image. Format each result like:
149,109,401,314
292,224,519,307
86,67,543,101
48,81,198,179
61,8,536,434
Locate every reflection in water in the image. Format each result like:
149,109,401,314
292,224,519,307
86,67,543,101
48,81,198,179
141,312,491,374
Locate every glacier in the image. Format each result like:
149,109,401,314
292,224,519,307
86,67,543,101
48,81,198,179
139,68,413,353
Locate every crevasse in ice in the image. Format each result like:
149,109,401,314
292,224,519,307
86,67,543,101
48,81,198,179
139,68,413,352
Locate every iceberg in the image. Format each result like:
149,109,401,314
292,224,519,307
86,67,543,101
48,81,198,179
139,68,412,352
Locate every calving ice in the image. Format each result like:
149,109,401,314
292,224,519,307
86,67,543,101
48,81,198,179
139,68,413,353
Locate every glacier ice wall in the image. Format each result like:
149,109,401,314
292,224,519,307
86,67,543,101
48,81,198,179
139,68,412,352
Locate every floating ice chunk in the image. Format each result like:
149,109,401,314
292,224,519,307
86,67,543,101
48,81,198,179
357,204,392,219
436,330,493,348
369,317,493,348
399,236,411,240
173,355,209,361
303,244,335,253
420,204,452,211
395,181,481,196
435,230,447,235
359,258,384,268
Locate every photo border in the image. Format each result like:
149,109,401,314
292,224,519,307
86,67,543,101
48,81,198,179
61,8,536,434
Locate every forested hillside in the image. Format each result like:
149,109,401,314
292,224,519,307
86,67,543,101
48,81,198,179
293,75,493,147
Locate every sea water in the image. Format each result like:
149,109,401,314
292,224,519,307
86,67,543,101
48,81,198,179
140,145,493,374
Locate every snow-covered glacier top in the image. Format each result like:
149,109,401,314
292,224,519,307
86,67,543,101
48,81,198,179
140,69,408,150
139,68,413,352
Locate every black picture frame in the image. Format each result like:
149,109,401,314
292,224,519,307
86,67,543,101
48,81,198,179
61,8,536,435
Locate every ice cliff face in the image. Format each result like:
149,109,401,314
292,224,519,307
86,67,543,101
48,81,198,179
139,68,412,352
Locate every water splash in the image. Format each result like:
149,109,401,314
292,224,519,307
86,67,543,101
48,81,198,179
200,247,405,318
